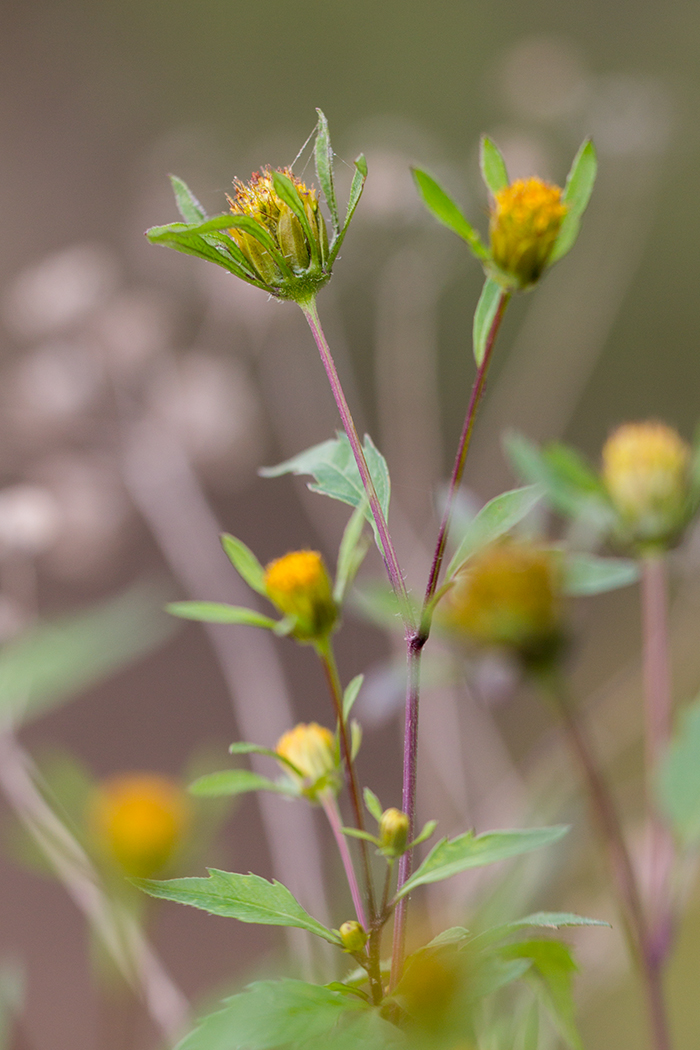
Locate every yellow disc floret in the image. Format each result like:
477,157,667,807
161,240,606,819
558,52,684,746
89,773,190,879
602,421,691,549
264,549,337,642
275,722,338,799
490,177,567,288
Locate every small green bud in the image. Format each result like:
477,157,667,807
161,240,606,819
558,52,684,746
379,807,410,857
339,920,368,953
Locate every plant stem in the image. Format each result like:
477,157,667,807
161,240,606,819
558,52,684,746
390,289,511,990
543,672,672,1050
317,639,377,921
301,299,414,631
641,553,675,966
320,792,367,931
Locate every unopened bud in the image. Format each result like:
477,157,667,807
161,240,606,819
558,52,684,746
339,920,368,953
379,807,410,857
490,178,566,288
602,421,691,549
275,722,338,800
264,549,337,642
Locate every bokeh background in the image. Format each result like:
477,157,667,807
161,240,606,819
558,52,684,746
2,1,700,1048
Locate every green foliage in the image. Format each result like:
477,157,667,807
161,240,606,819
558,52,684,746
473,277,506,366
562,553,640,596
342,674,364,719
146,214,269,285
505,431,611,525
260,432,390,550
395,825,568,899
169,175,207,223
411,167,487,259
334,502,370,604
363,787,384,822
658,695,700,845
446,484,543,579
0,585,175,728
498,939,583,1050
166,602,278,629
550,140,598,265
314,109,339,235
329,155,368,267
189,770,294,799
136,870,341,945
480,136,509,195
220,534,268,595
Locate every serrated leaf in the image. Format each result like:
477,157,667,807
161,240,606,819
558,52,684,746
166,602,277,629
498,940,582,1050
175,978,371,1050
396,825,568,899
220,534,268,596
563,554,639,596
411,168,487,259
550,140,597,265
260,432,390,550
343,674,364,719
446,484,543,579
363,787,384,823
329,156,367,265
169,175,208,223
314,109,339,234
473,277,506,366
477,912,610,945
0,586,175,728
334,502,369,604
189,770,295,798
136,870,341,944
658,695,700,845
480,136,509,195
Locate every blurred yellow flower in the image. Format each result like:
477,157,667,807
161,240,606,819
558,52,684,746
490,177,567,288
275,722,338,799
264,549,337,642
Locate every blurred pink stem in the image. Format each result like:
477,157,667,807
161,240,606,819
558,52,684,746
320,791,367,930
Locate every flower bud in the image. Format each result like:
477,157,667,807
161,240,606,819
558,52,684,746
489,178,567,288
89,774,190,879
264,549,337,642
339,920,368,953
439,539,563,667
275,722,338,800
602,421,691,549
379,807,410,857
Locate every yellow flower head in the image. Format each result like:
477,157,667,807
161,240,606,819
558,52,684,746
490,177,567,288
264,549,337,642
227,167,327,286
439,539,563,666
275,722,338,799
379,807,410,857
89,773,190,879
602,421,691,549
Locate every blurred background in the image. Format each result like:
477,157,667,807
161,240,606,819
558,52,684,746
2,0,700,1047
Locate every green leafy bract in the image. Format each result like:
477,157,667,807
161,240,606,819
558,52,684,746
411,168,487,259
166,602,278,629
658,695,700,845
446,484,543,579
169,175,207,223
260,432,390,550
363,787,384,822
563,554,640,596
328,156,368,267
136,870,341,945
550,139,598,265
189,770,294,799
220,534,268,595
473,277,505,366
342,674,364,719
314,109,339,235
395,825,568,899
480,136,509,195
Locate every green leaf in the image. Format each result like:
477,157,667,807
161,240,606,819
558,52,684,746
396,825,568,899
228,742,303,778
146,220,263,284
169,175,208,223
363,787,384,823
550,139,597,265
343,674,364,719
314,109,339,234
334,502,369,604
260,432,390,550
410,819,438,848
175,979,371,1050
658,696,700,845
166,602,277,629
480,136,509,195
446,484,543,579
421,926,470,950
498,940,583,1050
504,432,609,521
189,770,295,798
411,168,487,259
220,534,268,595
473,277,505,367
476,912,610,945
0,585,176,728
341,827,379,844
329,156,367,266
272,170,320,265
563,554,639,596
136,869,341,944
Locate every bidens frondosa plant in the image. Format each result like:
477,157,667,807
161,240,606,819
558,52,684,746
131,109,687,1050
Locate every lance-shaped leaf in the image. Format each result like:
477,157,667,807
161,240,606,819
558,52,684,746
334,502,369,604
480,136,509,195
473,277,506,366
272,170,320,266
229,741,303,777
363,787,384,823
329,156,367,266
658,695,700,845
446,484,543,579
563,554,639,596
474,912,610,946
411,168,487,259
549,139,597,265
146,221,260,282
314,109,339,235
343,674,364,719
395,825,568,899
169,175,208,223
260,432,390,549
166,602,277,629
220,534,268,596
189,770,295,798
136,869,341,944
